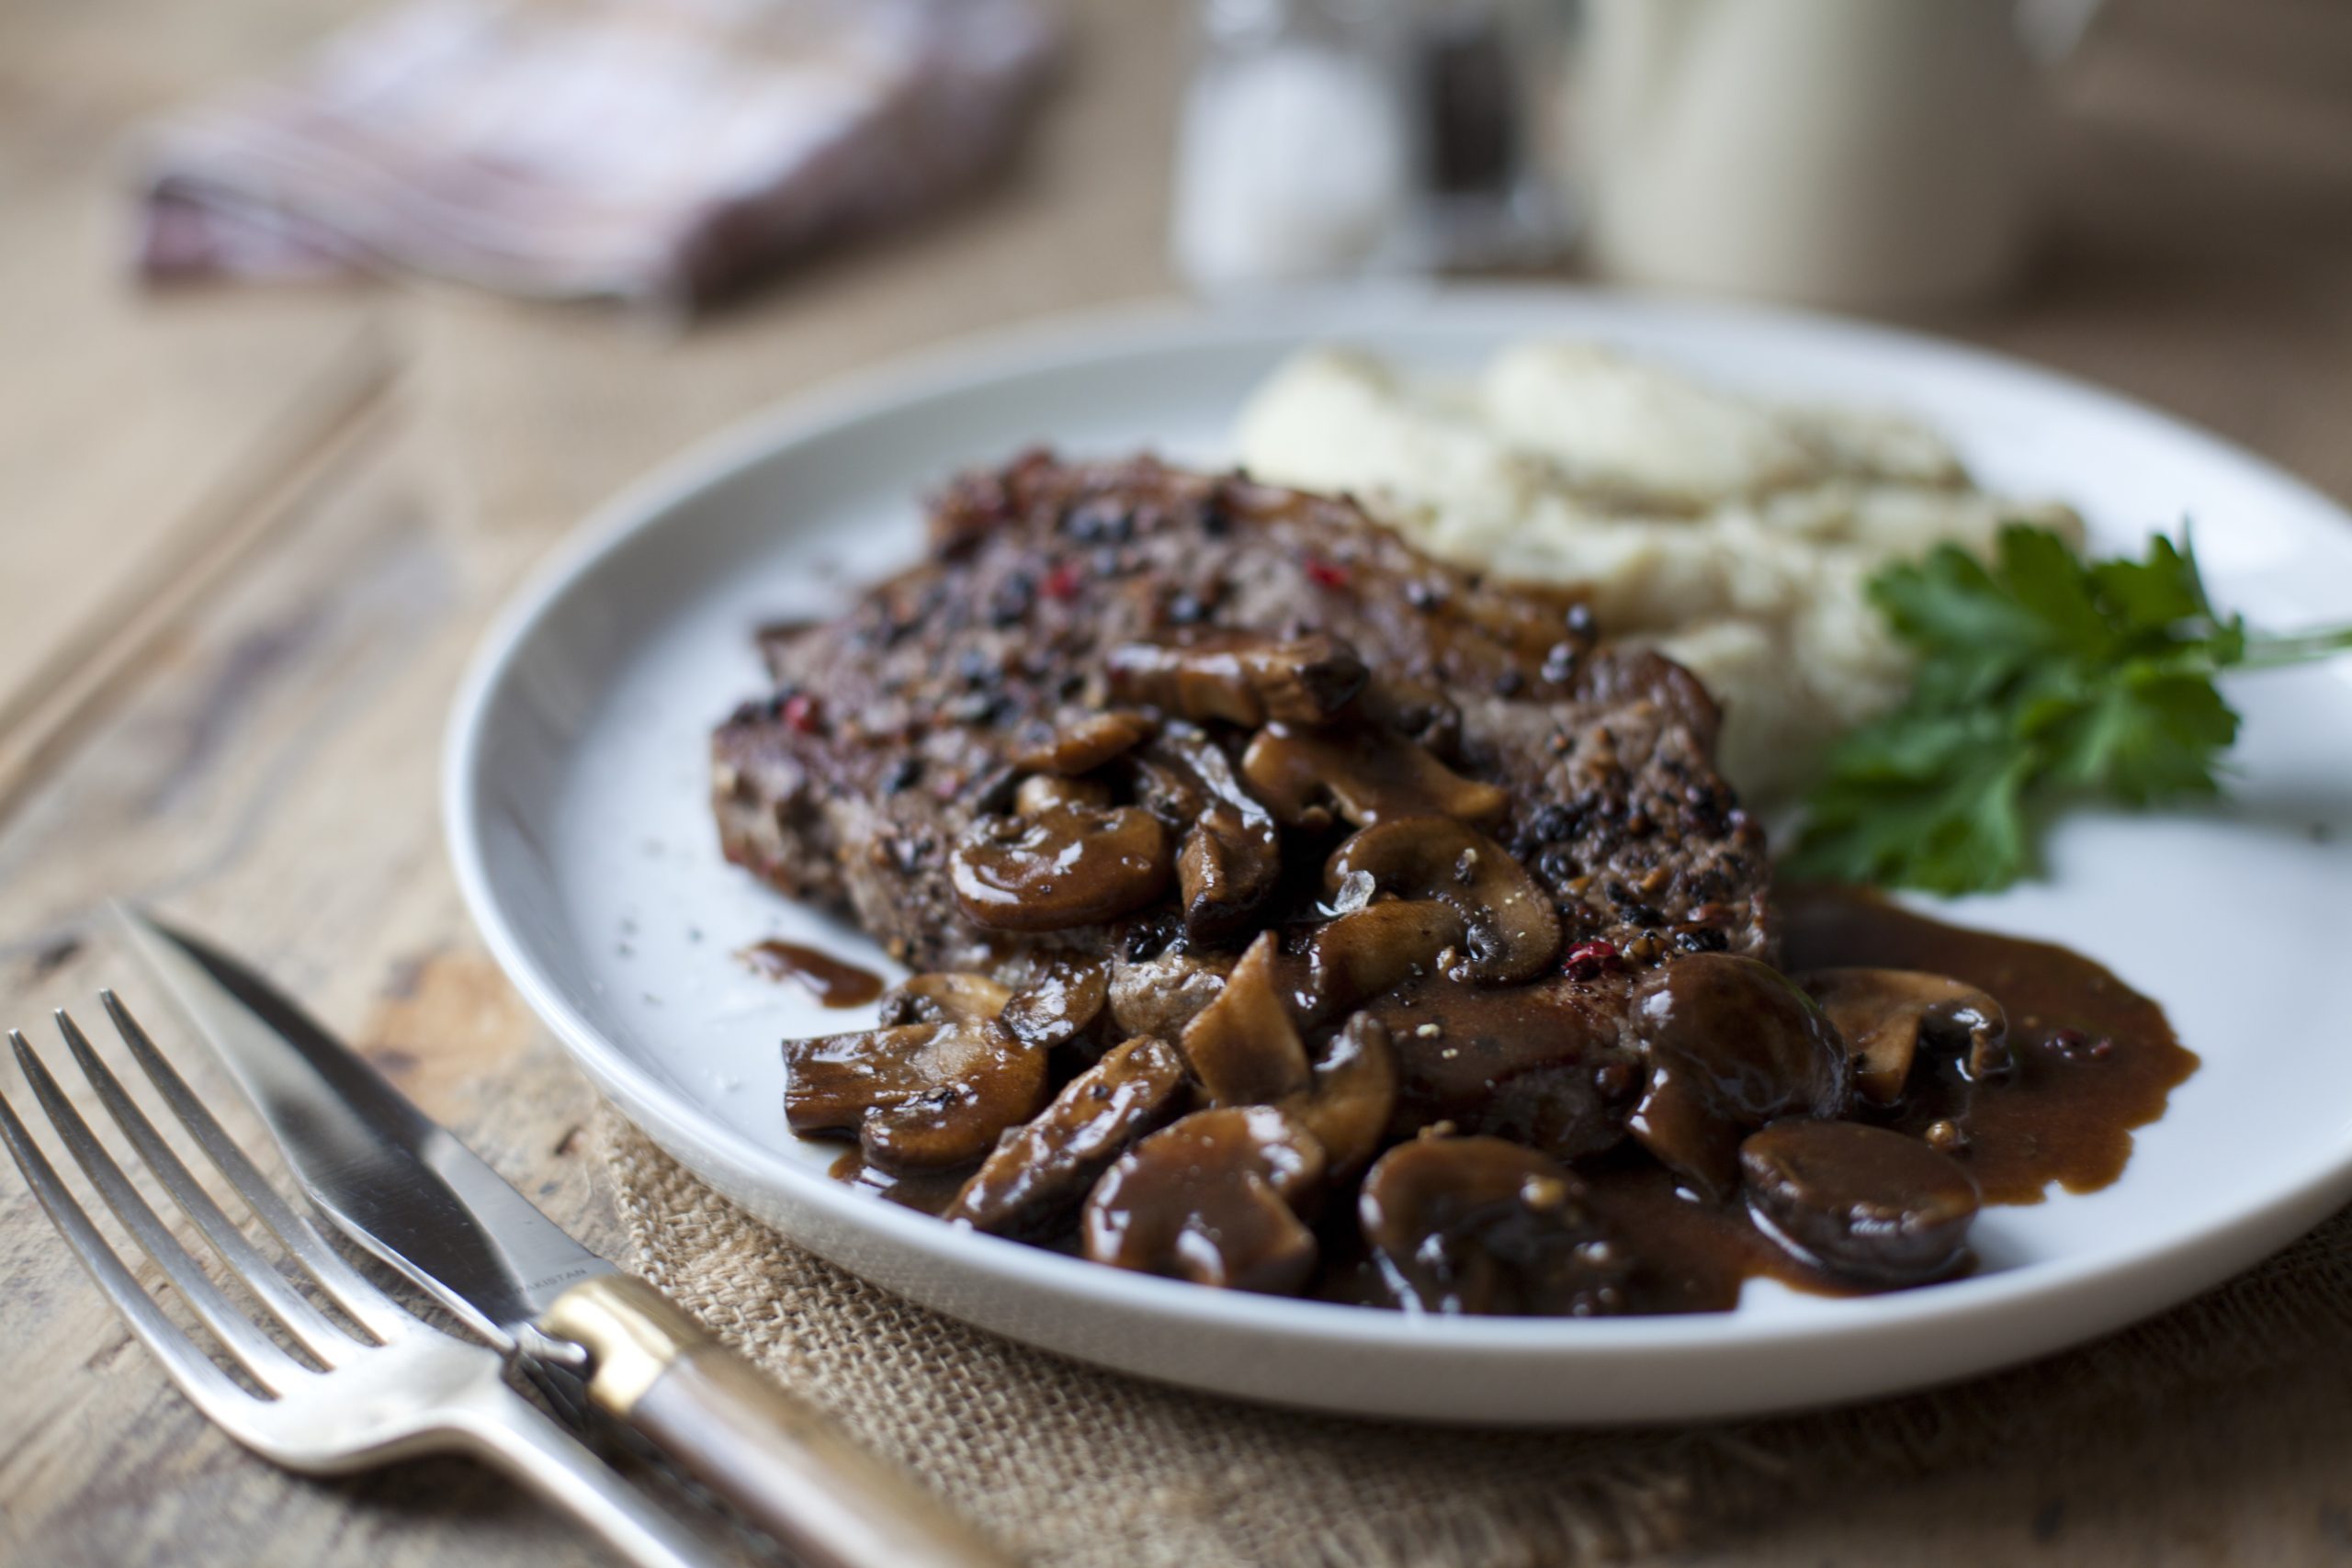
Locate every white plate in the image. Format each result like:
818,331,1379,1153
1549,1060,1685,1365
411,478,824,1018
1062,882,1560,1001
446,288,2352,1424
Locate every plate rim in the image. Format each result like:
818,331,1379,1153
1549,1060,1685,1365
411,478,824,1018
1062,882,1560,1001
442,285,2352,1383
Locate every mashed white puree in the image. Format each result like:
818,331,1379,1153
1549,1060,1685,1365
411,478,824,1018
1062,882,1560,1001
1234,344,2080,798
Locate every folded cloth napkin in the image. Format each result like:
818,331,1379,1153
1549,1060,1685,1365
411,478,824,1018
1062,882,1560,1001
136,0,1058,309
598,1107,2352,1568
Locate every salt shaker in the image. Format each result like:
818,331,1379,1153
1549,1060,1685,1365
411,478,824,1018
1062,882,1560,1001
1170,0,1414,290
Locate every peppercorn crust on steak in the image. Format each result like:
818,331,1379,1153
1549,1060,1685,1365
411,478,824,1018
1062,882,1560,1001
713,446,1769,972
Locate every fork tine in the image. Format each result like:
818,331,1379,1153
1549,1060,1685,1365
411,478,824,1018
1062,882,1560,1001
13,1025,313,1394
99,991,409,1345
0,1075,254,1422
56,1009,362,1365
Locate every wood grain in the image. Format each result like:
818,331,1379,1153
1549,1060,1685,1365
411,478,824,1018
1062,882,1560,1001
3,0,2350,1563
0,0,390,746
0,334,396,818
0,435,628,1568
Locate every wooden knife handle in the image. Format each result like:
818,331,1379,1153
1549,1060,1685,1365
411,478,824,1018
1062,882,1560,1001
540,1274,1017,1568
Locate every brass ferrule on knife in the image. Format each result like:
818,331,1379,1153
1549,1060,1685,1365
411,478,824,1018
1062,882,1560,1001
540,1274,703,1414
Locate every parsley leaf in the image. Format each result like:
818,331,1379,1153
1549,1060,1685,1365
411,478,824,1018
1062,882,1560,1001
1788,525,2352,895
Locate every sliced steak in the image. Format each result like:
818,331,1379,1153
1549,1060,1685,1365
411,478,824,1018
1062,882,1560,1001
713,450,1770,984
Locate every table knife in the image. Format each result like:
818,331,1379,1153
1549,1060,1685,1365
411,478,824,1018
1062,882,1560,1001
118,907,1014,1568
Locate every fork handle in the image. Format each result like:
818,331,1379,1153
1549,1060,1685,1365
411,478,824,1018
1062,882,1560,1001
542,1274,1017,1568
447,1375,720,1568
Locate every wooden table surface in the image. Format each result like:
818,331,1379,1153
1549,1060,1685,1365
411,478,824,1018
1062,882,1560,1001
5,0,2350,1562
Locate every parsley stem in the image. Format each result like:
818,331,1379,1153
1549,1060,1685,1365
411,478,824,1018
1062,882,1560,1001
2237,624,2352,671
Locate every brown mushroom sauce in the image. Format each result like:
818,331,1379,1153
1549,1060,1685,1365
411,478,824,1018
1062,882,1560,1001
790,646,2197,1316
740,940,887,1008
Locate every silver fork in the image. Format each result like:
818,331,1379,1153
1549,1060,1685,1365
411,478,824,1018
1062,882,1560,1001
1,994,718,1568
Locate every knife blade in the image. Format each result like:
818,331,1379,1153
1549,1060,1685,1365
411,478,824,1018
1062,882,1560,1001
117,906,1014,1568
115,908,611,1346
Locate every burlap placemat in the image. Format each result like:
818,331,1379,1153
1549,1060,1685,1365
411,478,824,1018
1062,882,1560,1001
598,1110,2352,1567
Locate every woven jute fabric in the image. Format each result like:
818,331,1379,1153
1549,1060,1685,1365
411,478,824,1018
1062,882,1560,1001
598,1109,2352,1568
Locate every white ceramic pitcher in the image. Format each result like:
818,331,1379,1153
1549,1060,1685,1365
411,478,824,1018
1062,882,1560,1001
1578,0,2104,310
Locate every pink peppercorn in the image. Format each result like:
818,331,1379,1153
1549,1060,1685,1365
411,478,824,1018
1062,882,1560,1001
1563,940,1619,981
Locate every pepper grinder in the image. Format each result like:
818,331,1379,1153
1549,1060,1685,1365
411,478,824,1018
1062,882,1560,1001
1407,0,1573,272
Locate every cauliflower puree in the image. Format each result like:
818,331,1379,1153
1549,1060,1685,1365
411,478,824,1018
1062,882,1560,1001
1234,344,2080,798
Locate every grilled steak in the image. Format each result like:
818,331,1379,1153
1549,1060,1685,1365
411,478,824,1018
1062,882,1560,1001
714,449,1770,969
721,452,1777,1166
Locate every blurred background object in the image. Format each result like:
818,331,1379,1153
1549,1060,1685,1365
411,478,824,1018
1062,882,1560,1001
1578,0,2107,310
1408,0,1573,272
1170,0,1570,292
137,0,1060,311
1169,0,2119,308
1170,0,1415,289
127,0,2124,313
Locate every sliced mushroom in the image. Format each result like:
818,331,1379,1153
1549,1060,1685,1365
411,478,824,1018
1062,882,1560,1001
879,972,1013,1026
1080,1105,1328,1293
783,975,1047,1175
1279,1013,1398,1178
942,1035,1191,1240
1106,634,1368,727
1013,773,1114,817
1367,976,1638,1161
1359,1137,1632,1316
1000,957,1113,1055
1135,728,1283,948
1296,898,1467,1023
948,804,1173,931
1740,1120,1981,1287
1623,954,1853,1202
1352,675,1464,761
1177,815,1282,950
1178,931,1312,1106
784,1023,935,1139
1798,969,2011,1104
1242,724,1510,829
1129,737,1209,824
1012,707,1158,775
1323,818,1562,985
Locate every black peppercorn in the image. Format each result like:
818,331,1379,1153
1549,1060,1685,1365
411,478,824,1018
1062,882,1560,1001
1063,499,1134,543
1526,803,1577,841
989,573,1035,626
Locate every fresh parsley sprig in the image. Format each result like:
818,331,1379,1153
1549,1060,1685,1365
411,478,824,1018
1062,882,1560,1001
1788,525,2352,895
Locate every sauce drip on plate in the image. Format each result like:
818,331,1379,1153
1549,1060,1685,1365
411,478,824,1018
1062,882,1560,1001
741,941,886,1008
